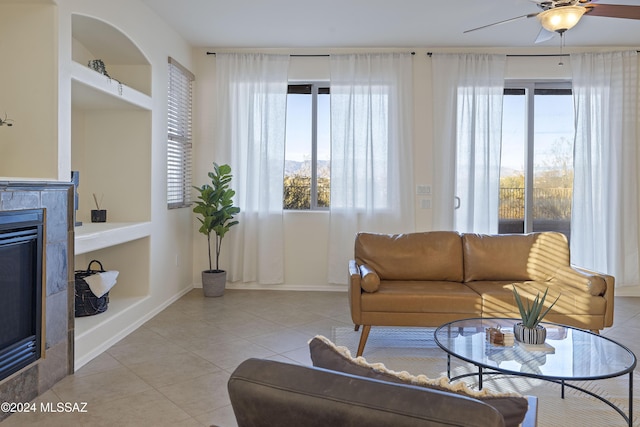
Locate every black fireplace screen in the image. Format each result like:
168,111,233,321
0,209,43,381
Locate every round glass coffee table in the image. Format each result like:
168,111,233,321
434,318,637,426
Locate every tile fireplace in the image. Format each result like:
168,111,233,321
0,209,44,382
0,182,74,422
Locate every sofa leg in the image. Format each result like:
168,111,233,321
590,329,600,334
354,325,360,332
356,325,371,357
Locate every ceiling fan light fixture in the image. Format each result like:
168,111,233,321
538,5,587,33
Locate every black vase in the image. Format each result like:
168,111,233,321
91,210,107,223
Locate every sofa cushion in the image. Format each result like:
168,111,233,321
355,231,464,281
359,264,380,292
465,281,607,318
362,281,481,314
463,232,570,282
309,335,528,427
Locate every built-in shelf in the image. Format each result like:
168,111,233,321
74,235,151,370
71,13,153,370
71,61,152,110
74,221,152,255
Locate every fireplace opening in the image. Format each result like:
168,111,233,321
0,209,44,382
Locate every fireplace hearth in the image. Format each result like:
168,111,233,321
0,209,44,382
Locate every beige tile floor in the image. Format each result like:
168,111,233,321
2,289,640,426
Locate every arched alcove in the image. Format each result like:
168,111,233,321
72,14,151,96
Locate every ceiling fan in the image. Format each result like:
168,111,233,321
465,0,640,43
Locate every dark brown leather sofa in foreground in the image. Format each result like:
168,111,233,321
228,357,537,427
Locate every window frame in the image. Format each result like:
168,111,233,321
167,57,195,209
284,82,330,210
502,80,573,234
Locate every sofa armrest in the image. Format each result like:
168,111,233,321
552,265,614,329
349,259,361,281
552,265,608,296
574,266,615,328
348,260,363,324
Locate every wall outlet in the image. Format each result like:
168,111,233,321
420,199,431,209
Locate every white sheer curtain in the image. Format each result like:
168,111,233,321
431,54,506,233
215,53,290,284
570,51,639,288
327,53,415,284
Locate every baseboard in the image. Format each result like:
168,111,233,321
193,282,347,293
194,282,640,296
614,285,640,297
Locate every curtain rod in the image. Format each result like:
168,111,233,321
427,51,640,57
207,51,638,57
426,52,570,57
206,52,415,56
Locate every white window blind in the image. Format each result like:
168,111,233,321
167,57,194,208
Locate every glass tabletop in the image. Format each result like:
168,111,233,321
434,318,637,381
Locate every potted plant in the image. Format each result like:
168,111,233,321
512,285,560,345
193,162,240,297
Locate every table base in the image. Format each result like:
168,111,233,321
446,354,633,427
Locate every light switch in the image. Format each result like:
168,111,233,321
417,185,431,195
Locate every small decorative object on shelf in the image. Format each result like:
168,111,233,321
88,59,110,76
91,210,107,223
91,193,106,223
0,113,14,127
512,285,560,345
74,259,119,317
88,58,124,95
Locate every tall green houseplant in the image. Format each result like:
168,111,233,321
193,163,240,273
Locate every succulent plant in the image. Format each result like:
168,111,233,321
512,285,560,329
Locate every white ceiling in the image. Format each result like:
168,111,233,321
141,0,640,49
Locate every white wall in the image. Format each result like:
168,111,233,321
193,46,640,292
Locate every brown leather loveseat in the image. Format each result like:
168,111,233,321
349,231,614,356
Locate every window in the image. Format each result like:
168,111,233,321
499,82,574,239
284,83,330,210
167,57,194,209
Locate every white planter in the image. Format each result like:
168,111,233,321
514,323,546,345
202,270,226,297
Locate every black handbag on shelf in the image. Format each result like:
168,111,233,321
74,259,109,317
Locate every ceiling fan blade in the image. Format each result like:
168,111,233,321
534,27,556,43
586,4,640,20
464,13,539,34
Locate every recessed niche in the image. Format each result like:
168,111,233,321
72,14,151,96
